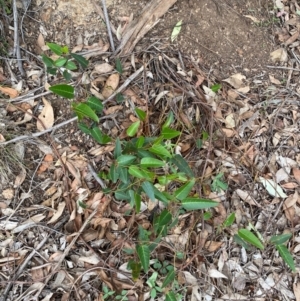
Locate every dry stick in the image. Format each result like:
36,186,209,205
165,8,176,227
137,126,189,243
101,0,115,52
0,66,144,146
12,0,25,76
35,208,98,298
88,163,107,189
267,65,300,72
0,234,49,301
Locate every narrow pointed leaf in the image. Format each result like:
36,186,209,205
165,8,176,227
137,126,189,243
78,122,91,135
47,42,63,55
65,60,77,70
157,209,172,226
115,57,123,74
63,70,71,81
149,144,172,158
117,155,136,166
161,127,181,139
276,244,296,271
170,154,194,177
141,157,165,168
181,197,218,211
54,57,67,67
162,111,174,129
86,96,103,113
136,245,150,273
238,229,264,250
142,181,155,201
42,54,54,67
72,103,99,122
166,292,177,301
114,138,122,159
70,53,89,69
162,268,175,288
223,212,235,227
270,233,292,246
174,178,195,201
171,20,182,42
135,108,146,121
127,121,140,137
49,84,74,99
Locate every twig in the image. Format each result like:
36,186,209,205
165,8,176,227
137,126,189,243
266,65,300,72
0,234,49,301
12,0,25,76
101,0,115,52
35,207,98,298
88,163,107,189
103,65,144,104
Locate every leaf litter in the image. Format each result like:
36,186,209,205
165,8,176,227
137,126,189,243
1,0,300,301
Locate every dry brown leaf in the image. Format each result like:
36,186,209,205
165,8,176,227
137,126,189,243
222,128,235,137
36,33,45,54
293,168,300,183
14,167,26,187
293,283,300,301
47,201,66,224
223,73,246,89
104,105,123,115
281,182,298,189
270,48,288,63
2,188,14,200
102,73,120,98
37,154,53,174
205,241,224,252
0,86,19,98
284,31,300,46
269,75,281,85
225,113,236,128
0,72,6,82
37,98,54,131
94,63,114,74
284,192,298,210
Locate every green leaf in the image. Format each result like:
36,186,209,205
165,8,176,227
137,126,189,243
181,197,218,211
114,138,122,159
91,127,111,145
116,93,124,103
127,121,140,137
157,209,172,226
109,163,119,183
233,234,250,250
70,53,89,69
117,155,136,166
149,144,172,158
211,172,228,192
115,57,123,74
161,127,181,139
86,96,104,114
128,261,141,280
72,103,99,122
270,233,292,246
140,157,165,168
166,291,177,301
61,45,69,54
238,229,264,250
47,42,63,55
78,122,91,135
135,108,146,121
171,20,182,42
117,166,128,184
142,181,155,201
203,211,212,220
136,245,150,273
63,70,72,81
170,154,194,177
174,178,195,201
223,212,235,227
128,165,148,179
162,111,174,129
134,192,141,213
54,57,67,67
115,190,130,201
211,83,222,92
161,268,175,288
136,136,145,148
65,60,77,70
47,67,57,75
50,84,74,99
153,186,169,204
196,139,203,149
42,54,54,67
276,244,296,271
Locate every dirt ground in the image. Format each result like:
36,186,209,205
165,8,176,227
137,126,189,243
2,0,300,300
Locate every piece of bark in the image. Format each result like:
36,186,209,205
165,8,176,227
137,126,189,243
116,0,177,56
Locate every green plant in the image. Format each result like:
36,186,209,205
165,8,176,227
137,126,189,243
235,225,295,272
42,42,88,81
211,172,228,192
102,285,115,300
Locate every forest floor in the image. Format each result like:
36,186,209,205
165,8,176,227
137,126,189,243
1,0,300,300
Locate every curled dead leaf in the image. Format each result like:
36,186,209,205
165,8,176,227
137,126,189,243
102,73,120,98
37,98,54,131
